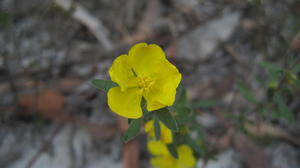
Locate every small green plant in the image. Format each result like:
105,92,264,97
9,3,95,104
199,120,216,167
0,11,11,26
92,42,300,168
236,56,300,124
92,43,212,168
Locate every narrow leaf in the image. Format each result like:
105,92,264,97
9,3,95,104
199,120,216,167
291,63,300,74
273,93,294,122
155,108,179,132
153,116,161,140
186,136,202,154
122,118,142,142
236,82,257,104
91,79,117,92
170,85,187,113
167,143,178,159
259,61,284,71
0,11,11,25
175,107,192,125
190,100,219,108
175,85,187,107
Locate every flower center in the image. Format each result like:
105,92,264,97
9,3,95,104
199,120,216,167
138,76,155,91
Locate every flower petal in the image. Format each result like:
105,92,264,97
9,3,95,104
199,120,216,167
160,123,173,144
147,140,169,156
107,87,143,119
144,60,182,111
150,155,175,168
145,120,173,144
177,145,196,168
128,43,165,76
109,54,138,91
145,120,155,137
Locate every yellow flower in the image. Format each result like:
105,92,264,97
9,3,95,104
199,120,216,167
107,43,182,119
147,141,196,168
145,120,173,144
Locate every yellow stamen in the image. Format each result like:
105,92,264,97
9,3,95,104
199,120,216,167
138,76,155,92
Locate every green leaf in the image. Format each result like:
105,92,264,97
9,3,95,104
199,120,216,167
0,11,11,25
273,92,294,122
268,70,282,85
291,63,300,74
175,107,192,126
186,136,202,154
91,79,117,92
259,106,269,117
167,143,178,159
128,119,133,124
259,61,284,71
170,85,187,112
293,79,300,88
155,108,179,132
122,118,142,142
153,116,161,140
175,85,187,107
236,82,257,104
190,100,219,108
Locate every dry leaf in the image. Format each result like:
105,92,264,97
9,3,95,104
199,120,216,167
19,89,65,118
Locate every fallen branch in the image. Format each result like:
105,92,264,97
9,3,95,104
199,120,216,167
25,123,65,168
117,117,139,168
122,0,161,44
244,122,300,146
54,0,113,51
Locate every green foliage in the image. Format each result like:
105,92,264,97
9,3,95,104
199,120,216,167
236,82,258,104
153,116,161,140
122,118,142,142
171,87,193,126
191,100,219,108
256,59,299,123
185,136,202,154
173,85,187,107
291,63,300,74
0,11,11,25
167,143,178,159
272,92,294,123
155,108,179,132
50,3,72,18
259,61,284,72
91,79,117,92
91,56,299,161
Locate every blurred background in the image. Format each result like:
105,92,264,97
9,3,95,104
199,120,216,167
0,0,300,168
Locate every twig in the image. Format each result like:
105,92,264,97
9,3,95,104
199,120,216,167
122,0,161,44
25,122,65,168
54,0,113,51
117,117,139,168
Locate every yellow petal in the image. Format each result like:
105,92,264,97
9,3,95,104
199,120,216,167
147,140,169,156
145,120,155,137
145,120,173,144
160,122,173,144
144,59,182,111
109,54,138,91
177,145,196,168
107,87,142,119
128,43,166,76
150,155,175,168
